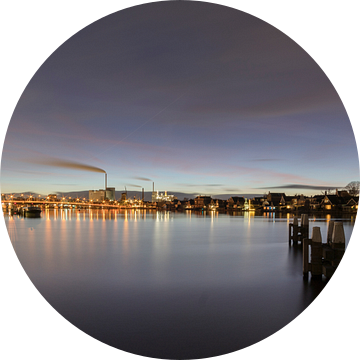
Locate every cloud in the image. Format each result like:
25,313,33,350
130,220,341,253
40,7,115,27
255,184,341,190
133,177,152,181
178,183,224,187
251,159,282,162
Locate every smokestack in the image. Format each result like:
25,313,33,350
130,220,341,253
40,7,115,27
105,173,107,189
142,188,144,201
153,182,154,192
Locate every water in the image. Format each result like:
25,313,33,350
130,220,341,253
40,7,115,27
4,209,356,359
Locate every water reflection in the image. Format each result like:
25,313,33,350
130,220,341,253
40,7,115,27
3,209,356,359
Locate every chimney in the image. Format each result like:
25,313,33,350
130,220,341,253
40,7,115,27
153,182,154,192
142,188,144,201
105,173,107,189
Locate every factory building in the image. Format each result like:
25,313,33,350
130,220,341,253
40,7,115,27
89,187,116,202
151,182,176,202
89,173,116,202
151,190,176,203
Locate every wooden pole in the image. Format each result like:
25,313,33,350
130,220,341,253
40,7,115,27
301,214,309,241
327,220,334,244
331,222,345,268
293,217,299,244
332,222,346,244
303,237,309,277
310,227,323,277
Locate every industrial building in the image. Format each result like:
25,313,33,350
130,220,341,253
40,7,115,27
151,190,176,203
151,182,176,203
89,188,115,202
89,173,115,202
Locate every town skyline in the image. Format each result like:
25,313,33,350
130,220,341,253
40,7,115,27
1,181,358,200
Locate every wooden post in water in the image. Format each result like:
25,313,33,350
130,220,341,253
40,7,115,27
293,217,299,244
300,214,309,242
303,236,309,278
300,221,345,279
310,227,323,277
327,220,335,244
331,222,345,268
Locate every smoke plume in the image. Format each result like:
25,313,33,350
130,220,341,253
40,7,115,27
25,156,106,173
134,177,152,181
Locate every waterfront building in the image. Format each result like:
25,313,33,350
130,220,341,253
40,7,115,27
319,194,356,211
89,190,105,202
227,196,245,210
266,192,286,204
89,187,116,202
184,199,195,209
105,187,116,201
194,195,212,208
151,190,177,203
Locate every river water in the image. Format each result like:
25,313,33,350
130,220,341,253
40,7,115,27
4,209,356,359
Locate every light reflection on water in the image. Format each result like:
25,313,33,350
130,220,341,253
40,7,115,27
4,209,355,359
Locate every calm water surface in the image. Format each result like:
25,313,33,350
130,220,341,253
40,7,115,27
4,209,355,359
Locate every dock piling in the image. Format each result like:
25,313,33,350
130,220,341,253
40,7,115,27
289,215,308,245
330,222,345,268
303,237,309,277
327,220,335,244
299,221,346,279
301,214,309,240
310,227,322,277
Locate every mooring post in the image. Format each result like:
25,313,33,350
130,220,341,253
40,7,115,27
327,220,335,244
293,217,299,244
289,217,298,245
303,236,309,277
301,214,309,241
331,222,345,268
310,227,323,277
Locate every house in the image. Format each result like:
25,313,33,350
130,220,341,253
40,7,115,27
194,195,212,209
227,196,245,210
251,196,265,210
263,192,285,211
309,195,325,210
320,195,347,211
206,198,226,211
207,199,217,210
267,192,286,204
215,199,226,209
341,196,358,212
184,199,195,209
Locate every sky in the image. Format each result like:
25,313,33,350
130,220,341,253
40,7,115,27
1,1,359,197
